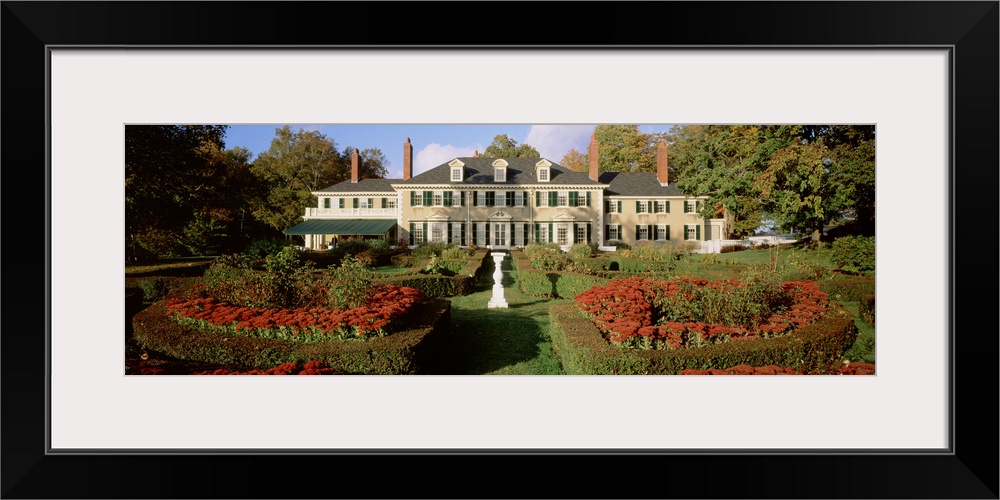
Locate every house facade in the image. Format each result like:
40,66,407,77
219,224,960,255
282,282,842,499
285,136,724,251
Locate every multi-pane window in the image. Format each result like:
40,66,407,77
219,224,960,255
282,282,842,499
360,198,371,209
637,201,648,214
558,192,568,207
608,201,619,213
577,192,588,207
478,192,487,207
323,198,331,209
685,225,698,240
514,224,524,246
494,224,506,246
413,226,424,242
451,223,462,245
431,224,444,243
412,192,423,207
452,168,462,181
538,168,549,181
685,200,698,213
655,201,666,213
453,191,461,207
638,226,649,240
495,191,505,207
577,224,587,243
515,192,524,207
477,224,487,245
495,168,506,182
557,226,568,245
656,225,667,241
539,225,548,243
433,192,443,207
607,226,619,240
385,198,396,209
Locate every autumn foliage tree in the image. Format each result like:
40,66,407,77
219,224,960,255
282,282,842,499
482,134,540,158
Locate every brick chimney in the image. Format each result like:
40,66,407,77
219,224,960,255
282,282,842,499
351,148,360,183
403,138,412,181
656,140,669,185
473,150,479,158
588,133,599,182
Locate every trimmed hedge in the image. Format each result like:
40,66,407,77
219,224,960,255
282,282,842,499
513,257,610,299
859,294,875,325
549,301,858,375
132,298,451,374
377,274,476,297
818,276,875,302
124,276,204,302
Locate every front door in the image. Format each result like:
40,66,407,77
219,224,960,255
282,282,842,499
493,222,507,249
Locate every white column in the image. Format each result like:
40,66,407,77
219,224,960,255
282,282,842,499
487,252,508,309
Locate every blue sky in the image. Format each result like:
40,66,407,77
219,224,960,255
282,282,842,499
223,124,677,179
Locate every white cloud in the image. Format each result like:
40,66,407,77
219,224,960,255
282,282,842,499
413,143,480,174
523,125,595,162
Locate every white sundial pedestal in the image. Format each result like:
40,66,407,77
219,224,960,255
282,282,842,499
487,252,508,308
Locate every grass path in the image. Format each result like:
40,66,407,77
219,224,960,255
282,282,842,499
429,255,568,375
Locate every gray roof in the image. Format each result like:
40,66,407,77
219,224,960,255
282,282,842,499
315,178,401,194
401,157,605,186
600,172,686,197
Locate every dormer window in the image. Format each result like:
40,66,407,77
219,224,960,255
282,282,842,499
534,159,552,183
492,159,508,183
448,159,465,182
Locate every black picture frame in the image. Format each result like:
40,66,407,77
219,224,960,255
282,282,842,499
3,2,997,498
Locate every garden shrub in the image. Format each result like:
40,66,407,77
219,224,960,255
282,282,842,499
441,245,473,260
331,240,369,256
818,276,875,302
549,301,857,375
830,235,875,276
720,244,748,254
530,247,571,271
859,294,875,325
377,274,475,297
568,242,597,260
512,256,610,299
391,254,417,269
412,242,449,258
132,298,451,374
138,278,167,302
522,242,562,258
365,238,392,253
607,240,630,251
329,254,376,310
612,258,677,274
620,241,680,262
242,238,291,259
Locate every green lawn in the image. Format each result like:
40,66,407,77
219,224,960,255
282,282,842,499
372,265,413,275
432,256,566,375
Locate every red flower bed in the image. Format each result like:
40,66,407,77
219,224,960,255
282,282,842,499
165,284,424,340
575,277,828,349
196,360,337,375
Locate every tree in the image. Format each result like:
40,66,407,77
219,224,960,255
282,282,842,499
251,126,347,231
482,134,540,158
341,146,390,179
125,125,229,260
590,124,659,173
560,148,587,172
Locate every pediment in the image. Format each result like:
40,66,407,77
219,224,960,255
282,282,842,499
427,211,451,221
491,159,509,168
552,212,576,221
448,159,465,168
488,210,513,220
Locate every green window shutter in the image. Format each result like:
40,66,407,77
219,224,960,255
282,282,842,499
410,191,415,206
569,192,577,206
648,225,653,239
536,191,541,207
648,201,653,213
473,191,478,207
618,225,622,240
523,224,529,244
507,191,514,206
605,225,610,241
548,223,553,242
586,223,591,243
472,223,477,245
696,225,701,241
448,223,453,242
323,198,330,209
461,223,467,246
549,191,557,206
423,223,428,242
409,223,415,245
338,198,344,209
381,198,386,209
460,191,466,206
586,191,591,207
605,200,610,212
635,225,640,240
573,223,578,242
485,223,490,243
666,225,670,240
665,200,670,213
487,191,495,207
353,198,358,209
368,198,373,208
654,225,660,241
617,201,622,213
535,223,540,243
443,191,450,206
423,191,432,206
636,201,641,213
524,191,529,206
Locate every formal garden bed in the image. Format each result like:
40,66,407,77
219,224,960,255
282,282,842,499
548,273,865,375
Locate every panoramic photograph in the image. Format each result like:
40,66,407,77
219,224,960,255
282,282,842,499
125,124,876,375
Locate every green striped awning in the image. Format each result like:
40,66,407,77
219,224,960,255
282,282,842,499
283,219,397,236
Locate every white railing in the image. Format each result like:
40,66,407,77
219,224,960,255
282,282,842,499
305,207,396,217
